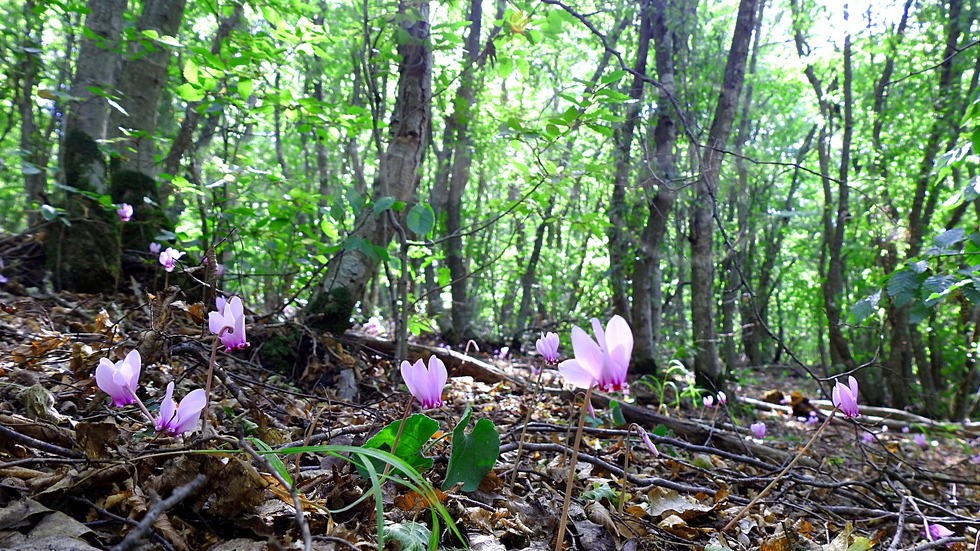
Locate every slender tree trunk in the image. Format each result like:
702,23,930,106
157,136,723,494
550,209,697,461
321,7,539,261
689,0,758,390
609,0,652,325
305,0,431,334
19,0,46,228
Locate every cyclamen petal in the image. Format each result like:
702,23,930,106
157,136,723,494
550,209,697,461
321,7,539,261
400,356,448,409
832,376,860,418
95,350,142,407
750,422,766,439
208,296,249,350
559,315,633,394
155,382,206,436
535,332,560,364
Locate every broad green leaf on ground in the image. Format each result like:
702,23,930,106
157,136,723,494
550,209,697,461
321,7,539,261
358,414,438,478
443,406,500,491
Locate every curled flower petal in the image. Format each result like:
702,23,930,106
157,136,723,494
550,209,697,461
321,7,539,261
401,356,448,409
155,382,206,436
208,296,249,350
535,332,560,364
116,203,133,222
832,376,860,418
638,430,660,457
158,248,185,273
95,350,141,407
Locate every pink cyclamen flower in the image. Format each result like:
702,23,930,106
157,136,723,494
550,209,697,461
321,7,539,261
158,247,185,273
750,422,766,439
400,356,448,409
558,315,632,394
913,433,928,449
116,203,133,222
703,395,714,408
149,242,161,254
922,524,955,542
154,382,206,436
208,296,249,350
831,376,860,418
536,332,560,364
639,430,660,457
901,426,910,433
95,350,142,407
971,453,980,464
806,411,819,425
861,432,874,444
717,391,727,405
214,263,225,277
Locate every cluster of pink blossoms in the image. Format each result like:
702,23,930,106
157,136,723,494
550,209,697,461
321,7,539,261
96,296,249,436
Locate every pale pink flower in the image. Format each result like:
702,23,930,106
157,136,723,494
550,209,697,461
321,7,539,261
158,247,185,272
208,296,249,350
832,376,860,418
922,524,955,543
400,356,448,409
535,332,560,364
639,430,659,457
95,350,142,407
149,242,161,254
703,395,714,408
716,391,727,405
750,422,766,439
154,382,206,436
558,315,632,394
116,203,133,222
861,432,874,444
913,433,928,449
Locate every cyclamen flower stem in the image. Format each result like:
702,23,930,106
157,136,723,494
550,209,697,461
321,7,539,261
721,409,836,533
200,327,229,436
382,396,416,479
127,387,156,428
509,365,545,492
618,423,635,515
555,385,594,551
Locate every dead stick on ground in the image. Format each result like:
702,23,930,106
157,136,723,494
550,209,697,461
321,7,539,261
110,474,206,551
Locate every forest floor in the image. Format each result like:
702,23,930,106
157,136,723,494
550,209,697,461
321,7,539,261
0,288,979,551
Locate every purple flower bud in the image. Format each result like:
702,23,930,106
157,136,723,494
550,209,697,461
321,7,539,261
831,376,860,418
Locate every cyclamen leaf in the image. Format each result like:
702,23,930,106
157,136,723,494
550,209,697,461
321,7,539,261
443,407,500,491
358,414,437,479
386,522,431,551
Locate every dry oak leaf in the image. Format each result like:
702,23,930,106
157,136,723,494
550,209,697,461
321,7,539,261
647,486,715,520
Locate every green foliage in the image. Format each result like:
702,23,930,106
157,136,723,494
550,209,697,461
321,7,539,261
359,414,439,477
443,407,500,491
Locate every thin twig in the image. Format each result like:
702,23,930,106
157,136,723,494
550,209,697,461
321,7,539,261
0,423,82,458
109,474,206,551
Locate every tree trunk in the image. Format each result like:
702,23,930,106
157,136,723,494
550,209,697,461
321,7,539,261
609,0,652,325
690,0,758,391
305,1,431,334
19,0,46,228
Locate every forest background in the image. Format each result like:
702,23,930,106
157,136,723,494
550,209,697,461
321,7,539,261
2,0,980,420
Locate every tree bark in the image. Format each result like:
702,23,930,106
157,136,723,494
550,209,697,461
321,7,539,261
689,0,758,390
608,0,652,325
305,1,431,334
